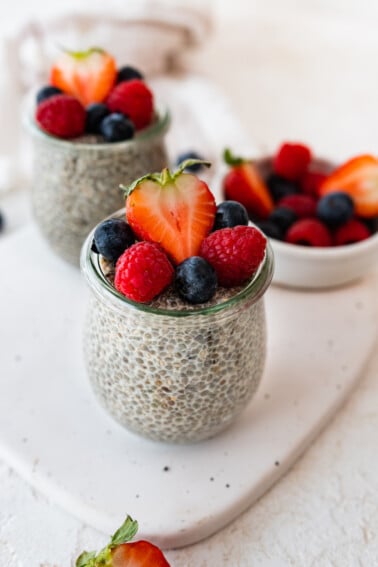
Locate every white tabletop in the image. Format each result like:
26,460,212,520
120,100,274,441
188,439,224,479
1,2,378,566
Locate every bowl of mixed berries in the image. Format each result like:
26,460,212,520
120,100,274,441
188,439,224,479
25,47,170,265
222,144,378,289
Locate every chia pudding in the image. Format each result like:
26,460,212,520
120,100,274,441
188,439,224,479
81,229,274,443
25,110,170,265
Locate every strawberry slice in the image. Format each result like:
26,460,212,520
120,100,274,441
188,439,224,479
50,47,116,107
223,149,274,219
123,160,216,265
319,154,378,218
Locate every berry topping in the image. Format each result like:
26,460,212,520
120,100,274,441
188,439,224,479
106,79,154,130
115,241,173,303
255,220,284,240
36,85,63,105
93,218,135,262
175,151,207,172
213,200,249,231
269,206,297,232
100,113,135,142
85,103,110,134
278,194,317,218
266,173,298,202
300,170,328,197
123,160,215,264
273,142,312,181
36,94,85,138
117,65,144,83
334,218,371,245
223,148,274,219
200,225,266,287
50,47,117,106
316,191,355,227
175,256,217,304
285,218,332,247
319,154,378,218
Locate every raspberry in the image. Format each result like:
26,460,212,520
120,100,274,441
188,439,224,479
273,142,312,181
106,79,154,130
114,241,174,302
285,219,332,247
300,171,328,197
278,194,317,218
334,219,371,245
200,226,266,287
36,94,85,138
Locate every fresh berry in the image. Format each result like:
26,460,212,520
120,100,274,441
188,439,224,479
85,103,110,134
213,200,249,231
273,142,312,181
175,256,217,304
319,154,378,218
334,219,371,245
100,113,135,142
361,216,378,233
316,191,355,227
117,65,144,83
200,225,266,287
300,170,328,197
123,160,215,265
175,151,207,172
106,79,154,130
36,85,63,105
75,515,170,567
269,206,297,232
50,47,117,106
285,218,332,247
36,94,85,138
278,194,317,218
255,220,283,240
223,148,274,219
115,242,173,302
93,218,135,262
266,173,298,202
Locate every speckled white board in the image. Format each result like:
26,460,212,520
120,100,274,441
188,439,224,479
0,224,376,549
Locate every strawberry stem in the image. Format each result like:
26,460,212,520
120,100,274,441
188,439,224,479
64,46,105,59
223,148,246,167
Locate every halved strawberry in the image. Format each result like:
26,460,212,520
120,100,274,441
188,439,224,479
319,155,378,218
223,149,274,219
123,160,216,265
50,47,116,107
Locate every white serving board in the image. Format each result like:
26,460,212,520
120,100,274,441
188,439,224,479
0,224,376,549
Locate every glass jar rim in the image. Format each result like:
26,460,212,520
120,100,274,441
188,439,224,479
80,212,275,319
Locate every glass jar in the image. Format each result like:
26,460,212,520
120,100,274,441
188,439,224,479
80,225,274,443
25,109,170,265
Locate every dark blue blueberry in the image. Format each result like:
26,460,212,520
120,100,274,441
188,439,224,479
0,210,4,233
255,220,283,240
85,103,110,134
269,206,297,232
36,85,63,105
175,256,217,304
266,174,298,202
175,151,206,172
93,218,135,262
100,113,135,142
361,216,378,234
213,201,249,231
117,66,144,83
316,191,354,227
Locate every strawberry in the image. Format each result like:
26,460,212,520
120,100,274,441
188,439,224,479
76,515,170,567
50,47,117,107
223,148,274,219
106,79,154,130
123,160,216,264
319,155,378,218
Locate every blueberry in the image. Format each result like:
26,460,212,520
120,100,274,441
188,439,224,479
361,216,378,234
269,206,297,232
36,85,63,105
93,218,135,262
255,220,283,240
266,174,298,202
316,191,354,227
213,201,249,231
85,103,110,134
175,256,217,304
175,151,206,172
117,66,144,83
100,113,135,142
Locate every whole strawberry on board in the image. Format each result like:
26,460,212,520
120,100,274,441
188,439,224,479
76,515,170,567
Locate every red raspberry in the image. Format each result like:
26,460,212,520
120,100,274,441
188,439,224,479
334,219,371,245
200,226,267,287
106,79,154,130
273,142,312,181
114,241,174,302
300,171,328,197
36,94,85,138
285,219,332,247
278,194,317,218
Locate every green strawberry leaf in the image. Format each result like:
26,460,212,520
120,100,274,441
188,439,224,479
174,159,211,177
76,550,97,567
110,515,139,547
223,148,245,167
